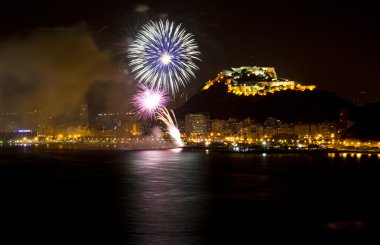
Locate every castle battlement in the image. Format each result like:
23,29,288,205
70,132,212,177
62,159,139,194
202,66,316,96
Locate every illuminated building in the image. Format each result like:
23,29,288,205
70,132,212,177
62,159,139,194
202,66,316,96
263,117,282,137
278,123,294,135
91,112,143,137
294,124,311,137
310,124,318,135
318,121,337,138
211,120,224,134
185,113,209,136
338,108,348,130
243,124,260,139
132,123,139,136
0,129,36,141
291,122,336,138
78,104,89,126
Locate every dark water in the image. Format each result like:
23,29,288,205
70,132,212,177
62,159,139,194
1,148,380,244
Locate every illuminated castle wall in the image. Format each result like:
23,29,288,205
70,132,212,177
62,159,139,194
202,66,316,96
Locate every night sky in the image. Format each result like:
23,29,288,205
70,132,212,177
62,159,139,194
0,0,379,115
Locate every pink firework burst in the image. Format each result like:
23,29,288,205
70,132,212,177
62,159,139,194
132,85,169,119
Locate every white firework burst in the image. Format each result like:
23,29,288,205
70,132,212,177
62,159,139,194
128,19,200,96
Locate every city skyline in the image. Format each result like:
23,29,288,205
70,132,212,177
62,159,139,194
0,0,379,117
0,1,379,145
1,3,380,243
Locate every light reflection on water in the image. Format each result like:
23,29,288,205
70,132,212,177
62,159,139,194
2,149,380,243
328,152,379,160
123,150,207,244
119,150,380,243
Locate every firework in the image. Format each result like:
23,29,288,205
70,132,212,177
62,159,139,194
156,107,183,147
132,85,169,119
128,19,200,95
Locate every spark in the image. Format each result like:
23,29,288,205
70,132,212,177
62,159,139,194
132,85,169,119
160,52,172,65
128,19,200,96
156,107,183,147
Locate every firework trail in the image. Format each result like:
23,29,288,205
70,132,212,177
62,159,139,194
156,107,183,147
128,19,200,96
132,84,169,119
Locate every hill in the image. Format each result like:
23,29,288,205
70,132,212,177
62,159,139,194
340,101,380,140
176,82,351,123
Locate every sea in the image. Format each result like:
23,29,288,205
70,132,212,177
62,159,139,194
1,146,380,244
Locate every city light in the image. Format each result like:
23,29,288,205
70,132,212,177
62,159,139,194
202,67,316,96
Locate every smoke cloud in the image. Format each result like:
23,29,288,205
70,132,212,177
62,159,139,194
134,4,149,14
0,25,117,114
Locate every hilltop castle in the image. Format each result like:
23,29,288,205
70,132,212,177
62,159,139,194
202,66,316,96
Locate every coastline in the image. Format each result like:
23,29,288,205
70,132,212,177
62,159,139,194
1,142,380,154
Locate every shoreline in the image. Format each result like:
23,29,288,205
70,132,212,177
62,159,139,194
1,142,380,154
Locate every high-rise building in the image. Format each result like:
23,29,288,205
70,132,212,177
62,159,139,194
338,108,348,129
78,104,89,126
211,119,224,134
247,124,260,139
185,113,209,136
263,117,281,137
278,123,294,135
318,122,337,138
294,124,310,137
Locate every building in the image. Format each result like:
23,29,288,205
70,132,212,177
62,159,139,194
338,108,348,130
247,124,260,139
185,113,209,136
201,66,316,96
318,121,337,138
278,123,294,135
210,119,224,134
0,129,37,141
292,122,337,138
78,104,89,126
294,124,311,137
310,124,318,136
263,117,282,137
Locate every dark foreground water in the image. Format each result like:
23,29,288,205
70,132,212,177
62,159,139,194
1,148,380,244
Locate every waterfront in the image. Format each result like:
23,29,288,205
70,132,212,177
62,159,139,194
1,148,380,244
